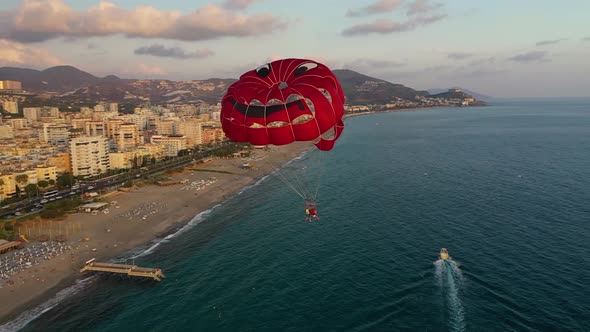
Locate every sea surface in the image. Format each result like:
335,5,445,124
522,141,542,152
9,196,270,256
4,98,590,332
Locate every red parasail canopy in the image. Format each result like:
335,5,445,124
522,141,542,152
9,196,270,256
221,58,345,151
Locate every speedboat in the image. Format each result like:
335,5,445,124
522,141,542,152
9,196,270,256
440,248,450,260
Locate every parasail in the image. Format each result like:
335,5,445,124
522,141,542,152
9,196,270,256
221,58,345,151
220,58,346,213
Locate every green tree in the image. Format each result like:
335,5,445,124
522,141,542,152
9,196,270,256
15,174,28,197
151,157,156,165
25,184,39,198
37,180,49,189
56,173,74,188
48,179,56,186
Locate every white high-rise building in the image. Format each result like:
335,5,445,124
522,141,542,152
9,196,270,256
42,123,70,145
2,101,18,114
178,118,203,146
94,104,105,112
23,107,59,121
114,123,141,152
109,103,118,113
70,136,110,177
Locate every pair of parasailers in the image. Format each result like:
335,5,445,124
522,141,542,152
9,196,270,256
304,200,319,222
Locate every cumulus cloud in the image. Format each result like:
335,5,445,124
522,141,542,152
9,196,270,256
508,51,550,63
346,0,403,17
448,52,474,60
407,0,443,16
222,0,264,10
0,38,62,67
134,44,214,59
342,14,446,36
535,38,566,46
0,0,287,43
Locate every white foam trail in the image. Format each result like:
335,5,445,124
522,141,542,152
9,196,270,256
0,276,97,332
442,260,466,332
433,259,444,288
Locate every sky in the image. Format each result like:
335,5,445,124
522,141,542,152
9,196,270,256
0,0,589,97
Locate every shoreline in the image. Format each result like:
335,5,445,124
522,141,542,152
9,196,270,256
0,142,309,327
0,105,472,327
342,104,484,119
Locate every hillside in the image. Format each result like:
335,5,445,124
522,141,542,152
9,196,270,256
2,65,456,106
0,65,122,91
333,69,428,104
428,87,492,100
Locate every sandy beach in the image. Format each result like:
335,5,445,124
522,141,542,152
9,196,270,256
0,142,309,325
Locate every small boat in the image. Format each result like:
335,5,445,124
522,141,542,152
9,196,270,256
440,248,450,260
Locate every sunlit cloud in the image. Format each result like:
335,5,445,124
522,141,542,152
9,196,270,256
0,38,62,68
0,0,287,43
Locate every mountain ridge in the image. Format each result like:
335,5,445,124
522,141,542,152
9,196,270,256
0,65,474,106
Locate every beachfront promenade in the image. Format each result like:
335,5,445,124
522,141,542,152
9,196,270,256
80,259,165,281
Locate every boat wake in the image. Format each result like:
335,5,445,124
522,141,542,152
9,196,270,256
434,259,466,332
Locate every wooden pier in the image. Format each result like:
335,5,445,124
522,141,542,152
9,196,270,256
80,258,165,281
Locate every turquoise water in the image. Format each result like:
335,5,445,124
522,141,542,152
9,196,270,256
7,98,590,331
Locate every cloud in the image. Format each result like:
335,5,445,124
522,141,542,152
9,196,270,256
87,42,96,49
342,58,406,72
535,38,566,46
134,44,214,59
583,36,590,41
468,56,496,66
407,0,443,16
0,0,287,43
222,0,264,10
508,51,550,63
0,38,62,68
448,52,474,60
342,14,446,36
346,0,403,17
440,68,508,79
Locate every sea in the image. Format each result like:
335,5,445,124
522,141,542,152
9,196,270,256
2,98,590,332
